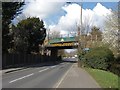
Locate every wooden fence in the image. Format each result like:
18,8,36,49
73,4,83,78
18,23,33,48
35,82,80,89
2,54,60,69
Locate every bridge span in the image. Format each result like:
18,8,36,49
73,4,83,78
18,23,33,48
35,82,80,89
43,37,78,58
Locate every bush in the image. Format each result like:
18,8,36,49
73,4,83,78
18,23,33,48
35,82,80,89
109,54,120,76
82,47,115,70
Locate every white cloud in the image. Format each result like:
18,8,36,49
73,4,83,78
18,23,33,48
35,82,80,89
49,3,81,35
14,1,112,36
23,0,65,19
93,3,111,16
91,3,112,29
49,3,112,35
13,0,65,24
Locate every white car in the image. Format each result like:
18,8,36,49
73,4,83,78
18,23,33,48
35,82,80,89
72,57,75,58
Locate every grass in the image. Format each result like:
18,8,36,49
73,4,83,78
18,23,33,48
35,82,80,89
85,68,119,89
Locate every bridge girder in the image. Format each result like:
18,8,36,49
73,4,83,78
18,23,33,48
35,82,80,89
45,45,78,50
45,41,78,50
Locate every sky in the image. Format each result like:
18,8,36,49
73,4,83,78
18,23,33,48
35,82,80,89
13,0,118,34
12,0,119,52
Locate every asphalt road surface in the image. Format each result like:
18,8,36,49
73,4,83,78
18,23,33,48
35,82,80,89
2,60,74,88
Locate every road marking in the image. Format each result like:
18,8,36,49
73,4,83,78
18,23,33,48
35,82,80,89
50,66,57,68
35,67,46,69
9,73,34,83
38,68,49,73
55,64,74,88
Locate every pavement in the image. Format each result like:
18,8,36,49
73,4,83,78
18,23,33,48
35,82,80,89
56,63,101,88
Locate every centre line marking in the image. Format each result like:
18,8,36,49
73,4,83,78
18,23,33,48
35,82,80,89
38,68,49,73
9,73,34,83
50,66,56,68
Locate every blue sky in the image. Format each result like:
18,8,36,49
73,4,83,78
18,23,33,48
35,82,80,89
82,2,118,10
66,2,118,10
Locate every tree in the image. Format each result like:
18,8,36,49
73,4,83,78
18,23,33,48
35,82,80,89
2,2,24,53
90,26,102,41
77,14,94,51
81,26,102,48
82,14,94,35
13,17,46,54
102,11,119,56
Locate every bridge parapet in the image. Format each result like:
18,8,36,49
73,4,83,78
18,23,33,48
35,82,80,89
45,37,78,49
48,37,78,44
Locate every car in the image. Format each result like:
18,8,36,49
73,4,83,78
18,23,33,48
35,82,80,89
72,57,75,58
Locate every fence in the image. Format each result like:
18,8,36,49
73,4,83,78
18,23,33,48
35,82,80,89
2,54,61,69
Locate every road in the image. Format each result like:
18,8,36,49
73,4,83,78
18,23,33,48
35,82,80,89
2,60,74,88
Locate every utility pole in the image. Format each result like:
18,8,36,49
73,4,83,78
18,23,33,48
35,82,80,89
80,1,82,36
78,0,83,51
78,0,83,67
48,29,50,44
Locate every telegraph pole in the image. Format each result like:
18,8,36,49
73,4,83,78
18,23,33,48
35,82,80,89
78,1,82,50
48,29,50,43
78,0,83,67
80,1,82,36
78,1,83,52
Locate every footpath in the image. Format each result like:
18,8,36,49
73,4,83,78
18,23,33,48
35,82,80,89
56,63,101,88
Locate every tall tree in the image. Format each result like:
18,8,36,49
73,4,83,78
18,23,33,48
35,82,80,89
82,26,102,48
90,26,102,41
2,2,24,53
13,17,46,54
82,14,94,35
102,11,119,56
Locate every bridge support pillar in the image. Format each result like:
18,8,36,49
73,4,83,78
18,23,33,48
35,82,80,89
51,49,58,57
51,49,58,61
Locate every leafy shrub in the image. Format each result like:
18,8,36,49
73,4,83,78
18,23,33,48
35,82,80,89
109,55,120,76
82,47,114,70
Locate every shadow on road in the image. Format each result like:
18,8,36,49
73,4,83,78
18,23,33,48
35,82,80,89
3,61,63,70
2,57,78,73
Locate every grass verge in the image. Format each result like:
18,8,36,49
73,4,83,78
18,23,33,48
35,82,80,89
85,68,119,89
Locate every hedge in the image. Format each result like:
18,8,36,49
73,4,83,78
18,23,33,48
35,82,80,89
81,47,115,70
109,55,120,76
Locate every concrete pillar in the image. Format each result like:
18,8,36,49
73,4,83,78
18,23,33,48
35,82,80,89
51,49,58,57
50,49,58,62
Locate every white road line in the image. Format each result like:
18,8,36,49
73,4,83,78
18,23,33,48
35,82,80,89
55,64,74,88
36,67,46,69
38,68,49,73
50,66,57,68
9,73,34,83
